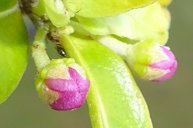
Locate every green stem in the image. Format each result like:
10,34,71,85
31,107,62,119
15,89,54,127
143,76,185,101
32,27,50,72
96,36,132,57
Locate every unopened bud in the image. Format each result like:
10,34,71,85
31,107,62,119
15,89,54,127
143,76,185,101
126,41,177,82
35,58,90,111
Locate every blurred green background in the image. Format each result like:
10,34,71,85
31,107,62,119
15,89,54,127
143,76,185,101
0,0,192,127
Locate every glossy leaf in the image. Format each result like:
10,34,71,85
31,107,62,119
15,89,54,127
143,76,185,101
0,5,28,103
61,35,153,128
75,2,170,44
63,0,157,17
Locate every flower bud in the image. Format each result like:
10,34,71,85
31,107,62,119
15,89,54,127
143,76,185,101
126,41,177,82
35,58,90,111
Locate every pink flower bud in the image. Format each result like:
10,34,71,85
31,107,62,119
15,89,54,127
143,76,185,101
126,42,177,82
36,59,90,111
149,46,177,82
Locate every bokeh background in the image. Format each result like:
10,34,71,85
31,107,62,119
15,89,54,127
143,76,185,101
0,0,192,127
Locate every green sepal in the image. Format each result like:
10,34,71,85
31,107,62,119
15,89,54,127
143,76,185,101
126,40,155,78
60,35,153,128
0,5,29,103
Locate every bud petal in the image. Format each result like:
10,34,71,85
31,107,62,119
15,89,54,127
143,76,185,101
149,46,177,82
35,58,90,111
126,41,177,82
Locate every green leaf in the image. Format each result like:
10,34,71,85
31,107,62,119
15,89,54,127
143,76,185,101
0,0,16,12
75,2,170,44
0,5,29,103
61,35,153,128
63,0,157,17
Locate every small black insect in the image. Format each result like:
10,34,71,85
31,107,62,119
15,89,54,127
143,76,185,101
56,45,68,57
